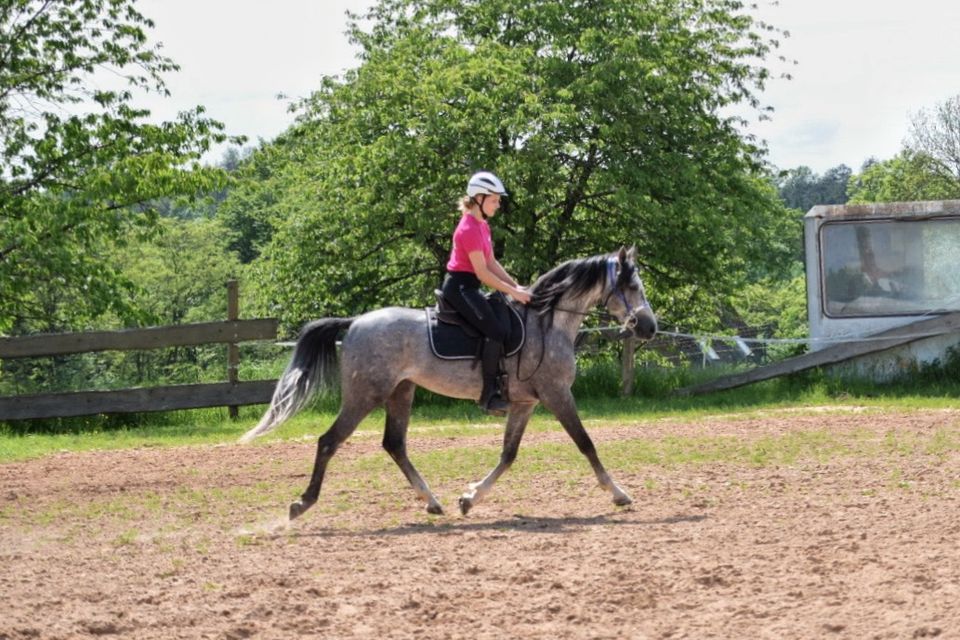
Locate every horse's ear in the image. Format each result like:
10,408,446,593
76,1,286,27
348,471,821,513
627,245,637,263
618,246,627,264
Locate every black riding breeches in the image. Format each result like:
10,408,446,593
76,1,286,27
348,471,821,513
441,271,509,344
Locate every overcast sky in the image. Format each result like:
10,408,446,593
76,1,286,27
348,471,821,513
137,0,960,174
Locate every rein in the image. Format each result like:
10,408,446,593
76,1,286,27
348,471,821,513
552,305,603,317
547,259,642,317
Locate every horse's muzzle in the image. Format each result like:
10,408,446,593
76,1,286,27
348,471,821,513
620,310,657,342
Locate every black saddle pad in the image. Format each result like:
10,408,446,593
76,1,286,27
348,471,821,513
426,300,525,360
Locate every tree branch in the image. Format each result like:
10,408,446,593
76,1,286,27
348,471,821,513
0,0,54,72
355,231,418,262
343,266,437,309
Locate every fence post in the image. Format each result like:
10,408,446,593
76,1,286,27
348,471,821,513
620,336,636,397
226,279,240,420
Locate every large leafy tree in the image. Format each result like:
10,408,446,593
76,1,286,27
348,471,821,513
0,0,239,334
216,143,285,264
231,0,794,329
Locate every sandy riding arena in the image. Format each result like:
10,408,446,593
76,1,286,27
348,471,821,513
2,407,959,639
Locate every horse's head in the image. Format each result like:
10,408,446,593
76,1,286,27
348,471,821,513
604,246,657,341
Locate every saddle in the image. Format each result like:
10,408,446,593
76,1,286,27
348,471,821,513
426,290,525,360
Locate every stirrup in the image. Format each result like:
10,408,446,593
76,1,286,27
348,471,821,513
479,379,509,416
482,393,509,416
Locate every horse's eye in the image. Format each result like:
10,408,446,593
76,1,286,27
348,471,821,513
628,284,640,292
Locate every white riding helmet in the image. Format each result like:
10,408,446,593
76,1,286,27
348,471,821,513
466,171,508,198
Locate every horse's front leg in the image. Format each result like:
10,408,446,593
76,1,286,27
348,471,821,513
459,402,537,515
539,388,632,507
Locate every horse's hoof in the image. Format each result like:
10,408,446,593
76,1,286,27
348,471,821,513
289,501,308,520
458,496,473,516
426,503,444,515
613,494,633,507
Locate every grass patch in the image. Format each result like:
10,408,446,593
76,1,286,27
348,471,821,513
3,352,960,463
1,392,956,463
316,424,960,488
7,422,958,537
112,529,140,547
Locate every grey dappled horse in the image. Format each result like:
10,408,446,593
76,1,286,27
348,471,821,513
241,247,657,520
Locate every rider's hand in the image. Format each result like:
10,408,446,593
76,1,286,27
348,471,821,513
512,286,531,304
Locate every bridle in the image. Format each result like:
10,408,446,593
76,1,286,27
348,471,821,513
516,257,650,381
549,258,649,325
601,257,650,335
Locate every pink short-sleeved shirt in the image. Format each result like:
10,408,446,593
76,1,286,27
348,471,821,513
446,214,492,273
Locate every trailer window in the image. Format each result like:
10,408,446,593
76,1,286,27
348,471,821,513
820,217,960,317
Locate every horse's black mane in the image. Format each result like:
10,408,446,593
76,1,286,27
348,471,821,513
526,252,636,328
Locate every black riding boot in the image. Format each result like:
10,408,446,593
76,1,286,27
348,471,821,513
479,338,509,416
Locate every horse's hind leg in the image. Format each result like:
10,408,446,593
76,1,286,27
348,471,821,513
458,402,537,516
289,395,379,520
382,380,444,515
539,388,633,507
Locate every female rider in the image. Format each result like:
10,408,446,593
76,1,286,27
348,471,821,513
442,171,531,415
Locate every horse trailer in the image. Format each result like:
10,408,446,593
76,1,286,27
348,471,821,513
805,199,960,378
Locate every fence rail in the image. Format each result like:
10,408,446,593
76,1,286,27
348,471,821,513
0,380,278,421
0,280,282,422
0,319,278,359
0,315,279,421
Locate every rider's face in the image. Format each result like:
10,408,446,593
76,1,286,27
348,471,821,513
481,193,501,216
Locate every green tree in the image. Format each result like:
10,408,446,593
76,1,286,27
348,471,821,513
732,268,808,359
116,218,242,326
0,216,245,395
228,0,794,330
847,151,960,204
109,217,244,385
215,142,285,264
0,0,241,334
777,164,851,212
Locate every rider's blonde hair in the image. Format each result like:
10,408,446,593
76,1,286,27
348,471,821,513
459,195,479,213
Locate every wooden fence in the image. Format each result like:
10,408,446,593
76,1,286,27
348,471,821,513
0,281,279,422
0,289,643,422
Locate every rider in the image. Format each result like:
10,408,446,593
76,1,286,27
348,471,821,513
442,171,531,415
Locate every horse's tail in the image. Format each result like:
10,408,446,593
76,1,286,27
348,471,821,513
239,317,355,443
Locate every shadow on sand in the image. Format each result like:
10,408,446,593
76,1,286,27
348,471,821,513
280,511,706,539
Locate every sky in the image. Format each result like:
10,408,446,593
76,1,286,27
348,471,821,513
136,0,960,175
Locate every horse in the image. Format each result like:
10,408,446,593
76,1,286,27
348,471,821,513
240,246,657,520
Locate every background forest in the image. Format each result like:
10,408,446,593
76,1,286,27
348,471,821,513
3,0,960,398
